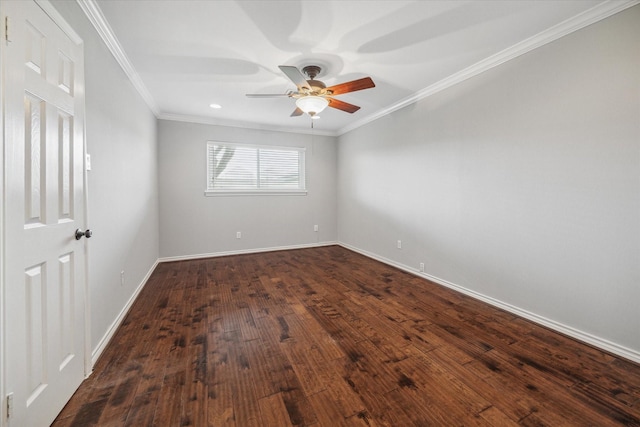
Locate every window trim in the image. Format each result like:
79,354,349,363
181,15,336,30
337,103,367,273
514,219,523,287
205,141,307,196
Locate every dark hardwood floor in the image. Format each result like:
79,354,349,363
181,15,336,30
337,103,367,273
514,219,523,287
53,245,640,426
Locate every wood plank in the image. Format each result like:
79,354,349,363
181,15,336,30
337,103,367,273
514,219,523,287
307,389,376,427
258,393,295,427
124,390,160,427
321,370,369,419
208,380,235,426
477,406,519,426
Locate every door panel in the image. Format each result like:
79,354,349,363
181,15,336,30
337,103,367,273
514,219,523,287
24,263,46,406
2,1,87,426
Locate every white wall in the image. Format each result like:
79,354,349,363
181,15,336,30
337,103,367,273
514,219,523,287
51,1,160,357
158,120,337,259
338,6,640,358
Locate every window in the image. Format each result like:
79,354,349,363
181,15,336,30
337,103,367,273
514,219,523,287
206,141,306,195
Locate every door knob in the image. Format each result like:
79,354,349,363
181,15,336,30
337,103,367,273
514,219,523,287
75,228,93,240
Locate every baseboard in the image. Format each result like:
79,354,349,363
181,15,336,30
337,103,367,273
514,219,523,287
338,242,640,365
158,241,339,263
91,259,159,366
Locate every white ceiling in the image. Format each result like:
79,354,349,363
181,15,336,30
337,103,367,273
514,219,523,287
88,0,630,135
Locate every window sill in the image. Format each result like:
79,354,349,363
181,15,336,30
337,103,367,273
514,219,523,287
205,189,308,197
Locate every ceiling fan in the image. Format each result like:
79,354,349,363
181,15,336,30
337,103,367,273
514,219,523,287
246,65,375,118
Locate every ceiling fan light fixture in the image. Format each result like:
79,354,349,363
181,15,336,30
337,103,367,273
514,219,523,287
296,96,329,116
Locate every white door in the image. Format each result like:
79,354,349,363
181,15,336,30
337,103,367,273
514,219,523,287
2,1,88,426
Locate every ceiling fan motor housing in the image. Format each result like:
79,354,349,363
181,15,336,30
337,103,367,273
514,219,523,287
302,65,326,93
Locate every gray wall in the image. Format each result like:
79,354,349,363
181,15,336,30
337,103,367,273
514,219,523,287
52,1,160,354
337,6,640,355
158,120,337,258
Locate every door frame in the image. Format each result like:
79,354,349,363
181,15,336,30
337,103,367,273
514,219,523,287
0,2,91,425
1,5,6,423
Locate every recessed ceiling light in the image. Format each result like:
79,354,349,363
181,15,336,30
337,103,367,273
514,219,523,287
209,103,222,109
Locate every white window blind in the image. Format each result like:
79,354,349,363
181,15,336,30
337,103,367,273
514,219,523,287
206,142,306,195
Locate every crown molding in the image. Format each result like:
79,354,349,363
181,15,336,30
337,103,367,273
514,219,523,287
338,0,640,136
76,0,160,116
158,113,338,137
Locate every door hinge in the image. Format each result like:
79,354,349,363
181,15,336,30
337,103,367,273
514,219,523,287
6,393,13,419
5,16,11,43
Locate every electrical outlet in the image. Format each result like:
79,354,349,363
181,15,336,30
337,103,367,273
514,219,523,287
236,231,241,239
120,271,125,286
397,240,402,249
419,263,425,272
314,225,319,232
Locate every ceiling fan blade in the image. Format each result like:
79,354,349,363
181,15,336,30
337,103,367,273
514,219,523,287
326,77,375,95
279,65,310,91
290,107,304,117
328,98,361,114
246,93,293,98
